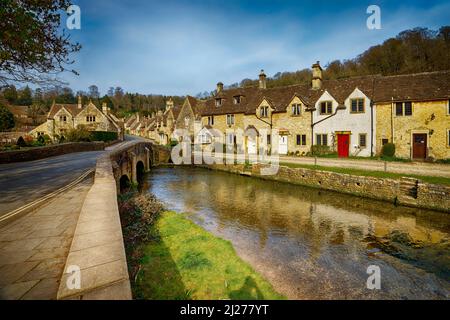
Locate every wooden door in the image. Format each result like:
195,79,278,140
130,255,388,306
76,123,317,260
412,134,427,159
279,136,288,155
337,134,350,158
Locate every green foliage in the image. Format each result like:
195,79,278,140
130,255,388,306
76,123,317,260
0,104,15,131
381,143,396,157
65,126,92,142
16,136,27,148
0,0,81,85
90,131,118,142
133,211,285,300
168,139,179,147
311,145,335,156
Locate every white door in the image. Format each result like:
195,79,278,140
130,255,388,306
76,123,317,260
279,135,288,155
247,138,257,154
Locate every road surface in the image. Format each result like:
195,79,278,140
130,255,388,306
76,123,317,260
0,151,104,217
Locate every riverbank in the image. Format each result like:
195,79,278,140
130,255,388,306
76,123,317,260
194,163,450,213
118,194,284,300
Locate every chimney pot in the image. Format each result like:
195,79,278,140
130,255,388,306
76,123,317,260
217,82,224,93
312,61,323,90
102,102,108,114
259,70,267,89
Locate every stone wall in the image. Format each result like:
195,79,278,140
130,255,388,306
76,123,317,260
0,142,105,164
199,163,450,213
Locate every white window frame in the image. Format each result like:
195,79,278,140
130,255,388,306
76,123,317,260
292,104,301,116
226,114,235,126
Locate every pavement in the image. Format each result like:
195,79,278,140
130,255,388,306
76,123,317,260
278,156,450,178
0,179,92,300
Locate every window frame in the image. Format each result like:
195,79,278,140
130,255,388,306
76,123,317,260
316,134,328,146
320,101,333,115
260,106,269,118
395,102,413,117
292,104,302,116
233,96,241,105
296,134,307,146
215,98,222,107
359,133,367,148
207,116,214,126
350,98,365,114
226,114,235,126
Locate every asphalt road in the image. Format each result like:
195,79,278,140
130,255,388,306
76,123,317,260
0,150,105,217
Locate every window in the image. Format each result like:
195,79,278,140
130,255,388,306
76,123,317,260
395,102,413,116
320,101,333,115
359,134,367,148
292,104,301,116
297,134,307,146
382,139,389,146
86,116,96,122
448,130,450,147
350,98,365,113
227,133,235,145
215,98,222,107
267,134,271,145
316,134,328,146
59,115,67,122
226,114,235,126
233,96,241,104
260,106,269,118
207,116,214,126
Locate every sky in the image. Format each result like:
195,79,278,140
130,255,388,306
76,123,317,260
63,0,450,96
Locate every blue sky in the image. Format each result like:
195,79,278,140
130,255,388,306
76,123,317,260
65,0,450,96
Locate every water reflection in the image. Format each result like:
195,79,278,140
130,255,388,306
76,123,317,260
144,167,450,299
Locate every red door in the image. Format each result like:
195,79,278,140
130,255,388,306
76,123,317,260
337,134,350,158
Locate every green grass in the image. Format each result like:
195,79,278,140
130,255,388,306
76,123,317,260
279,162,450,186
134,211,285,300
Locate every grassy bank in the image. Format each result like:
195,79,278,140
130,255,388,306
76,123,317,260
279,162,450,186
133,211,284,300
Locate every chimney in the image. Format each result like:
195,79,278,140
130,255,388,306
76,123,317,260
312,61,323,90
259,70,267,89
77,96,82,109
217,82,224,93
166,97,174,111
102,102,108,115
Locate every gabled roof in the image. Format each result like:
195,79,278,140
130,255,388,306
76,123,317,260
48,104,84,119
201,70,450,116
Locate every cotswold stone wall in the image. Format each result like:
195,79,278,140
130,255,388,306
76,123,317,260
0,142,105,164
198,163,450,213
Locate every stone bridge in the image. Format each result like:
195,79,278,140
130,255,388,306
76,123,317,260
57,141,170,300
109,141,171,192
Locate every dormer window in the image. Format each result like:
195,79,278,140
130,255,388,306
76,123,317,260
233,96,242,104
59,115,67,122
292,104,301,116
86,115,96,122
260,106,269,118
350,98,365,113
320,101,333,115
215,98,222,107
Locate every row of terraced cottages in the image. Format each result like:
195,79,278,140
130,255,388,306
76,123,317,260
126,62,450,160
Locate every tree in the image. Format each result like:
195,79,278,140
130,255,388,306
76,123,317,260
0,104,15,131
17,86,33,105
0,0,81,86
88,85,100,99
2,85,18,104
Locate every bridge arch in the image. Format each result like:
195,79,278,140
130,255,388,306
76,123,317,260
136,161,145,184
119,174,131,194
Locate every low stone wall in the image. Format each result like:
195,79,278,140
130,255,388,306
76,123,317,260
0,142,105,164
57,153,131,300
199,163,450,213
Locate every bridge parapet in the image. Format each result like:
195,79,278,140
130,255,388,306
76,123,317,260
57,140,170,300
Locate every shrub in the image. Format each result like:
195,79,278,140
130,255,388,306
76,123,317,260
168,139,178,147
381,143,396,157
16,136,26,147
91,131,118,142
66,126,92,142
311,145,335,156
37,135,45,144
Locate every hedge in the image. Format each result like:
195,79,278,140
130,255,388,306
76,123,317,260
90,131,118,142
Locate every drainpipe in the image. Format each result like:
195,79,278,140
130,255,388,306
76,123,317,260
370,100,374,157
311,105,345,153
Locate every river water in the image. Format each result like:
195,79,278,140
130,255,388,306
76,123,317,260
143,166,450,300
